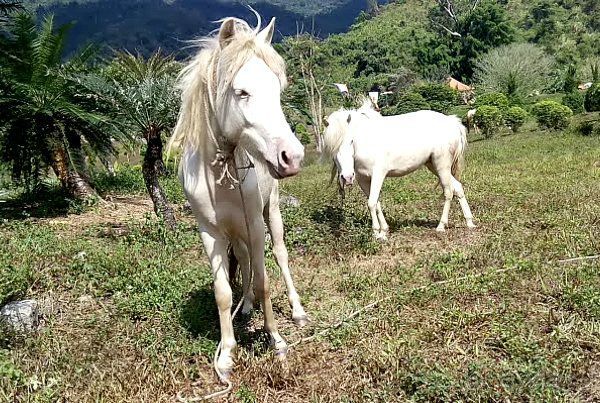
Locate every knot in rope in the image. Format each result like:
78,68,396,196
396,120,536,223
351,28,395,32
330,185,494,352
211,149,238,189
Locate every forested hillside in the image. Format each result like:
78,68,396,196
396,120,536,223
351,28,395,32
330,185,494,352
24,0,354,16
21,0,384,55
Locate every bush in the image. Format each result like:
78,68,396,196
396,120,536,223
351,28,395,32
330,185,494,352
473,43,553,103
475,92,510,112
584,83,600,112
573,121,600,137
474,105,503,138
562,91,585,114
505,106,528,133
531,101,573,130
382,92,430,116
412,83,458,113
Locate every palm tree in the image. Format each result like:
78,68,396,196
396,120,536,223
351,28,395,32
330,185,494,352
0,0,22,20
79,51,180,228
0,13,112,199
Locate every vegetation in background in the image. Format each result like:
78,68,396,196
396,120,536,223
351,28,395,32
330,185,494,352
0,13,112,200
77,51,180,228
531,100,573,130
584,83,600,112
473,43,554,105
504,106,528,133
473,105,503,138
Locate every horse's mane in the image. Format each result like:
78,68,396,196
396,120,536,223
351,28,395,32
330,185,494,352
167,17,287,154
322,98,380,159
322,108,352,160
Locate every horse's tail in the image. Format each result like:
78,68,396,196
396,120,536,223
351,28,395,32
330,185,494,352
451,119,468,181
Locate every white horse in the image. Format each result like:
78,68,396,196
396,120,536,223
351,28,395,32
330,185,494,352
168,16,308,378
323,107,476,239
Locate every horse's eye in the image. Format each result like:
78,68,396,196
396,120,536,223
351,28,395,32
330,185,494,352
234,89,250,99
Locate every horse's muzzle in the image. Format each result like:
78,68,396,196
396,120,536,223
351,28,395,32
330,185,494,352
274,138,304,178
340,173,355,187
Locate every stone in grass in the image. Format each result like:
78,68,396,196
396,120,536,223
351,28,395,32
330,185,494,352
279,195,301,209
0,300,40,332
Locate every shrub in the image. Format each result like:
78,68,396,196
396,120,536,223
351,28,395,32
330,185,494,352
412,83,458,113
295,123,311,145
475,92,510,112
573,121,600,137
505,106,528,133
562,91,585,114
382,92,430,116
473,43,553,103
531,101,573,130
474,105,503,138
584,83,600,112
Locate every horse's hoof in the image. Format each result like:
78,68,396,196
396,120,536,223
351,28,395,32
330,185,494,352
217,368,232,382
275,347,288,361
436,226,446,233
467,222,477,229
292,315,309,327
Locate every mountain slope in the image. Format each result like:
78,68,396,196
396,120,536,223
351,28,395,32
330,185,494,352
28,0,383,55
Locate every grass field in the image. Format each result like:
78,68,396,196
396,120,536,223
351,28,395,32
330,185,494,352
1,124,600,402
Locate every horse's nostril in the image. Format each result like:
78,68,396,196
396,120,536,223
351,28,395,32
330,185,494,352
280,150,290,165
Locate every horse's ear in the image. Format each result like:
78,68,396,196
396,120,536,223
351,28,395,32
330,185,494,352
219,18,237,48
257,17,276,44
347,114,352,124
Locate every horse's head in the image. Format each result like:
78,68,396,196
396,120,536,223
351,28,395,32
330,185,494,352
323,109,357,188
215,17,304,179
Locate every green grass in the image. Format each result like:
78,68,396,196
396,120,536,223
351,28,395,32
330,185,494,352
1,123,600,401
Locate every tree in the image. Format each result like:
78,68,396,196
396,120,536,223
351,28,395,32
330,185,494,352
79,51,180,228
0,0,22,21
428,0,515,80
0,14,111,199
280,34,328,152
473,43,554,104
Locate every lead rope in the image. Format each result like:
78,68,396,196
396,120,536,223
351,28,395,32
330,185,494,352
177,149,258,402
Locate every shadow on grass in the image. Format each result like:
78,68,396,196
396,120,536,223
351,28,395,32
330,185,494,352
388,218,439,231
311,204,370,235
179,285,271,353
0,187,72,220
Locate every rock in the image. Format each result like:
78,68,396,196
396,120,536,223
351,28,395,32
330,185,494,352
280,195,301,208
182,201,193,214
0,300,40,332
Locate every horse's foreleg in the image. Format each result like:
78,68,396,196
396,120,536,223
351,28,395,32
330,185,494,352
249,220,287,357
265,188,308,326
200,231,236,378
367,172,386,240
451,177,476,229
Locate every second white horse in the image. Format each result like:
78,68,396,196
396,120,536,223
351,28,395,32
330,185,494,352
323,107,476,239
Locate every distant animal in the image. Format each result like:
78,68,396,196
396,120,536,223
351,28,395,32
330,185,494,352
168,15,307,379
466,108,480,135
323,105,476,240
578,82,593,90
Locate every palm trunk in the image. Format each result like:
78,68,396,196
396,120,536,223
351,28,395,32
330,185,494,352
67,132,91,182
142,125,176,230
49,142,97,200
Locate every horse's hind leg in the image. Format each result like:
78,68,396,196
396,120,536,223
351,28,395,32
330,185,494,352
265,184,308,326
433,168,454,232
231,239,254,315
451,177,476,229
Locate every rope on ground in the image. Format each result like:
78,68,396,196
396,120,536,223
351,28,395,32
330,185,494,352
288,266,513,349
556,254,600,264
